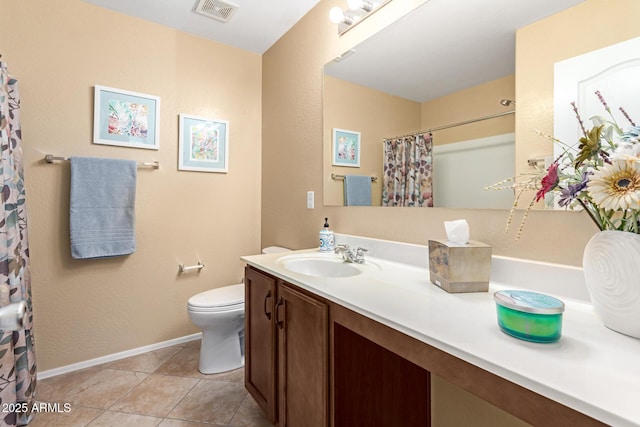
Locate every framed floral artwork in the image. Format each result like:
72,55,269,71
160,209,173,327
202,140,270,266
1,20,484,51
332,128,360,167
178,114,229,173
93,85,160,150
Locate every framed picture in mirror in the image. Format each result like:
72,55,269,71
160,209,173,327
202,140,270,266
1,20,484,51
332,128,360,167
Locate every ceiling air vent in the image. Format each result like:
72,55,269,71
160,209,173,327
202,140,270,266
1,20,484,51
193,0,239,23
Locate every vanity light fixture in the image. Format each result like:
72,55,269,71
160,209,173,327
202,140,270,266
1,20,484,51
329,7,354,25
329,0,393,35
347,0,373,12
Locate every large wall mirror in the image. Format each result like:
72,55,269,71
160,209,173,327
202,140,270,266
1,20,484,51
322,0,585,208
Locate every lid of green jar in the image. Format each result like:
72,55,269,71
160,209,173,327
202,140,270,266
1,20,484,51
493,290,565,315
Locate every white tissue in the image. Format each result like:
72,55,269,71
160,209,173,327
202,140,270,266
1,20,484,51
444,219,469,245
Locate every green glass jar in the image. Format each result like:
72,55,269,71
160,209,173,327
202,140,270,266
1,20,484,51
493,290,565,343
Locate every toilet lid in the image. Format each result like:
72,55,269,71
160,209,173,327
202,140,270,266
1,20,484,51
188,283,244,308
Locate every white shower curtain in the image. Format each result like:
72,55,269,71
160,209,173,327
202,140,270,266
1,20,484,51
0,61,37,426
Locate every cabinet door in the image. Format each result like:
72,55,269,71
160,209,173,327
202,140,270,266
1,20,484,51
277,282,328,427
333,323,430,427
244,267,277,423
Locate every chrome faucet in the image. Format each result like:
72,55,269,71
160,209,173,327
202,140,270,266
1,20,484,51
334,245,368,264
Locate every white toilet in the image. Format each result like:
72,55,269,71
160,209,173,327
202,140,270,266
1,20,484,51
187,246,290,374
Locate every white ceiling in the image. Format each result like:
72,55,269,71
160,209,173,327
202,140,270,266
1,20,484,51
81,0,585,101
81,0,322,54
324,0,585,103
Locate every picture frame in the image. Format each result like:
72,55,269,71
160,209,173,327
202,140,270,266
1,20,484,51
332,128,360,167
178,114,229,173
93,85,160,150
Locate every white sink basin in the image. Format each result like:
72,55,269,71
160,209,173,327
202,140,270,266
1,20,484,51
276,253,378,278
284,258,362,278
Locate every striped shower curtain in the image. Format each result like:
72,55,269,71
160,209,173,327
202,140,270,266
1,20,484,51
382,133,434,207
0,62,37,426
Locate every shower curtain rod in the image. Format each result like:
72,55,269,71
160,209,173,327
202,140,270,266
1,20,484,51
384,110,515,141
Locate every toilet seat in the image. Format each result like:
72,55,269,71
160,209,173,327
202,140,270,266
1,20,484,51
188,302,244,313
188,283,244,312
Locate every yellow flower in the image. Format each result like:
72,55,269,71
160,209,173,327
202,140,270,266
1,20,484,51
587,159,640,211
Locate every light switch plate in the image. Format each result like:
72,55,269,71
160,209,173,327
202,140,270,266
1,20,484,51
307,191,314,209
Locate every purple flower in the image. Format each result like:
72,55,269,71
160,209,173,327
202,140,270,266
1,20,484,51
558,172,591,207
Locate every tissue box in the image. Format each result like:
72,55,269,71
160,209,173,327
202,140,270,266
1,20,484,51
428,239,492,293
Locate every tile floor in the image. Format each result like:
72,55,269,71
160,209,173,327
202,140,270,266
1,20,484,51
31,340,273,426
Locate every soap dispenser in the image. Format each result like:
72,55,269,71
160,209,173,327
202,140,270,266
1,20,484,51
319,217,335,252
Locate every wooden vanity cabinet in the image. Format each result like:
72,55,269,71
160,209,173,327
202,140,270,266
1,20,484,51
244,266,277,423
245,264,605,427
332,323,430,427
244,266,329,427
277,283,328,427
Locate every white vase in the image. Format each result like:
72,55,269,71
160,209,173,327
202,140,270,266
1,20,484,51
583,230,640,339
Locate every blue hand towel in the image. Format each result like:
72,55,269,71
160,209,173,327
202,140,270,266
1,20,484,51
70,157,137,259
344,175,372,206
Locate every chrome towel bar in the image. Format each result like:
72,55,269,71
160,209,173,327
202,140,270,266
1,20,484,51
45,154,159,169
331,173,377,182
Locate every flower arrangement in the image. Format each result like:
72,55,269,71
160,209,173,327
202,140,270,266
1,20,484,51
487,91,640,239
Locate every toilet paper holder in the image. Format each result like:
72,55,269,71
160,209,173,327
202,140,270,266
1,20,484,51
179,261,205,273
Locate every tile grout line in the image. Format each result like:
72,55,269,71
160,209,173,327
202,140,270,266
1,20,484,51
228,392,251,426
106,344,203,423
160,377,203,423
104,371,149,413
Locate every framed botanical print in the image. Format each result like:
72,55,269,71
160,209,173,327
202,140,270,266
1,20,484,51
178,114,229,173
93,85,160,150
332,128,360,167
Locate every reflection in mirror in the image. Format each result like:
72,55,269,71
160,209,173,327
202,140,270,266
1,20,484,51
323,0,585,207
434,133,515,209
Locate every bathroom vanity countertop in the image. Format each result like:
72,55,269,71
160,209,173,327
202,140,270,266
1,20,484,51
242,248,640,427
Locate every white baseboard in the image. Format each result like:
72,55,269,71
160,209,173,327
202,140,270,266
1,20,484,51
38,332,202,380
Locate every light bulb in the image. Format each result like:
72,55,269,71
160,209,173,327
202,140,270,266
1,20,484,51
329,6,345,24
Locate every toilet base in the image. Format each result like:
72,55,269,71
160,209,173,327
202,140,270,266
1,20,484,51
199,329,245,374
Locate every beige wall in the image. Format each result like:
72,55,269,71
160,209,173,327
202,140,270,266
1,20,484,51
422,74,515,145
2,0,262,371
323,75,421,206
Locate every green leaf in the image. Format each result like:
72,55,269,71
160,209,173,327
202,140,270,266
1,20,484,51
5,211,16,228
